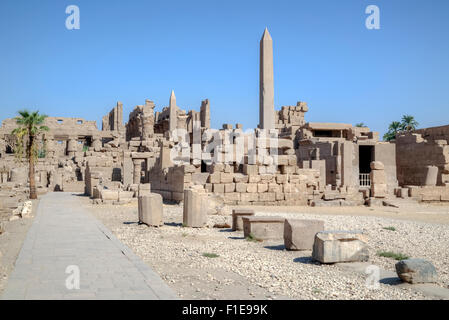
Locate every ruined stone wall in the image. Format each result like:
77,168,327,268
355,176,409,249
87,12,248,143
396,133,449,186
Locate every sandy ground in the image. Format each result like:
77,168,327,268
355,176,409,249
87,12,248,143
86,197,449,300
0,199,38,295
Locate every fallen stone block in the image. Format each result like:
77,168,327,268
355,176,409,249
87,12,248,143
232,209,255,231
100,190,119,201
312,231,369,263
138,194,163,227
284,219,324,250
242,216,285,240
395,258,438,284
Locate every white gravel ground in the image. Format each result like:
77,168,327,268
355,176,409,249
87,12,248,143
86,200,449,300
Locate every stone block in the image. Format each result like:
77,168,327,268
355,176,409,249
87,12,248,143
233,173,248,183
424,165,438,186
138,183,151,197
101,190,119,201
258,192,275,202
242,216,285,240
276,174,287,184
257,183,268,193
224,183,235,193
371,183,387,198
232,209,255,231
312,231,369,263
138,194,163,226
370,161,385,170
241,193,258,202
235,183,248,193
284,219,324,250
247,183,258,193
370,170,386,184
208,172,221,184
213,183,224,193
395,259,438,284
220,172,234,183
192,173,209,185
183,189,207,228
248,175,261,183
243,165,258,175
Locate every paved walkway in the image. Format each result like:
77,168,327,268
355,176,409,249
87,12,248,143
1,193,177,300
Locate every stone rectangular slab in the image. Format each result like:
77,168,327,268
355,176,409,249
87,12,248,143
312,230,369,263
232,209,255,231
242,216,285,240
284,219,324,250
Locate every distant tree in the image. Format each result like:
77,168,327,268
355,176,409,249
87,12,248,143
383,121,402,141
400,115,419,132
355,122,366,127
12,110,49,199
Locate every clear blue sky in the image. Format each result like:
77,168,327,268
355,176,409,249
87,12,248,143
1,0,448,137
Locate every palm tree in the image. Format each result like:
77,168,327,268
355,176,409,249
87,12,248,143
400,115,419,132
383,121,402,141
355,122,366,127
12,110,49,199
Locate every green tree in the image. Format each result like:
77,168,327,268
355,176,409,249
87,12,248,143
383,121,402,141
400,115,419,132
355,122,366,127
12,110,49,199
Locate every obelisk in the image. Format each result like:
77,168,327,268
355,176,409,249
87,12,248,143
259,28,275,130
169,90,177,132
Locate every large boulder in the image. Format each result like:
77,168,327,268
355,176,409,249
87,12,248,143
395,258,438,284
312,231,369,263
284,219,324,250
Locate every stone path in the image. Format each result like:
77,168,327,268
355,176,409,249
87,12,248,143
1,193,177,300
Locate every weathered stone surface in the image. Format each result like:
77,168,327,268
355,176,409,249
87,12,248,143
138,194,163,226
424,165,438,186
242,216,285,240
284,219,324,250
232,209,255,231
395,258,438,284
312,231,369,263
370,161,385,170
183,189,207,228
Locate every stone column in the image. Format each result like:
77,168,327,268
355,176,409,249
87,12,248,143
92,137,102,151
67,137,77,157
133,159,142,184
259,28,275,130
370,161,387,198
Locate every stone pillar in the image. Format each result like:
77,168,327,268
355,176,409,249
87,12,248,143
169,90,177,133
370,161,387,198
183,188,207,228
67,137,77,157
133,159,142,184
142,99,155,139
200,99,210,128
138,194,163,226
424,165,438,186
92,137,102,151
259,28,275,130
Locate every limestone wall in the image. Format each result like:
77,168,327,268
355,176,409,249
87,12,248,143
396,133,449,186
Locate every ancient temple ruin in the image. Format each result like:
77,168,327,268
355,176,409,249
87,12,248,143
1,29,448,212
